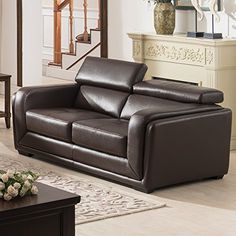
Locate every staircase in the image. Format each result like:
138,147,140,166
45,0,101,80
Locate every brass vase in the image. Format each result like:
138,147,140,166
154,2,175,35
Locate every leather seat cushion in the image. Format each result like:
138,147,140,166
72,119,128,157
26,108,109,142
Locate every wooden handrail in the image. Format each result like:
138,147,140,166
66,42,101,70
51,0,74,65
50,0,102,66
58,0,70,10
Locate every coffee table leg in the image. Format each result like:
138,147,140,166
5,78,11,129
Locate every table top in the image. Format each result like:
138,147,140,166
0,73,11,81
0,182,81,217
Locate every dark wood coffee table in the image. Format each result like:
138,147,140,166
0,182,81,236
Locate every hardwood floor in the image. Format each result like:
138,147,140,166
1,94,236,235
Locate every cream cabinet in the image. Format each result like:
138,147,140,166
128,33,236,150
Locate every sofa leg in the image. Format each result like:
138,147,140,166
18,150,33,157
212,175,224,180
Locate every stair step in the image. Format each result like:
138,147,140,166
46,66,77,80
48,29,101,74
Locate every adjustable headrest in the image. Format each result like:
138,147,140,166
133,80,224,104
75,57,147,92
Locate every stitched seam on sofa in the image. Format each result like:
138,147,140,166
30,131,69,143
27,111,69,125
73,123,126,138
119,94,132,119
134,64,147,86
127,162,141,180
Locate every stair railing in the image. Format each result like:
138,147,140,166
76,0,89,42
50,0,102,67
82,0,89,42
51,0,74,66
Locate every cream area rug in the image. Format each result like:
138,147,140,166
0,143,166,225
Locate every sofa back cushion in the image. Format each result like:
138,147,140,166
120,94,203,120
75,57,147,92
74,85,129,118
133,80,224,104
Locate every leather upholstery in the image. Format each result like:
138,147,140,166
142,109,232,192
12,57,232,193
26,108,109,142
20,132,74,159
127,105,222,180
120,94,209,120
75,57,147,92
73,146,137,179
12,84,78,148
72,119,128,157
74,86,129,118
134,80,224,104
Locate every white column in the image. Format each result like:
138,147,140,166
0,0,2,68
22,0,42,86
0,0,17,88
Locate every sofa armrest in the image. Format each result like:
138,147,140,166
127,106,222,179
142,109,232,192
13,83,78,148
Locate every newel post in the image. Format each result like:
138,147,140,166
53,0,62,65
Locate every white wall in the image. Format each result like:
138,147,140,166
108,0,190,61
108,0,152,61
108,0,236,61
0,0,17,86
0,0,43,88
22,0,42,86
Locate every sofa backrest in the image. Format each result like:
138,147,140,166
75,57,147,92
75,85,129,118
120,80,223,119
133,80,224,104
74,57,147,117
120,94,201,119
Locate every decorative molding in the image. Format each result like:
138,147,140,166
133,41,141,58
206,48,214,65
144,42,205,65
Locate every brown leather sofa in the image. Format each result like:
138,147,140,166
13,57,232,193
